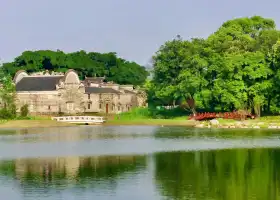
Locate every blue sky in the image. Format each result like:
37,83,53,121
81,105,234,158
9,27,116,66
1,0,280,66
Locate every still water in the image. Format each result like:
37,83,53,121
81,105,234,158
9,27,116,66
0,126,280,199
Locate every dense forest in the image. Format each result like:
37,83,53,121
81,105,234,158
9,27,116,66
149,16,280,116
1,50,148,85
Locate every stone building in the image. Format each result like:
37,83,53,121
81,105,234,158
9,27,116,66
13,69,147,115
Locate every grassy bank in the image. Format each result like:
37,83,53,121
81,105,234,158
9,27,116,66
0,107,279,128
105,107,194,126
0,120,76,128
105,118,195,126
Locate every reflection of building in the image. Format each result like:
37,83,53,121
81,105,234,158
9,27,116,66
14,155,145,182
13,70,147,114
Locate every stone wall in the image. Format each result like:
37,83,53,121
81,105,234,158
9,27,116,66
16,92,60,114
84,93,135,114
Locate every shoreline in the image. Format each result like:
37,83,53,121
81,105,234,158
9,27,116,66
0,119,195,128
0,118,279,129
0,120,77,128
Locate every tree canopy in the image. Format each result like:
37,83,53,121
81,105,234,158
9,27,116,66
2,50,148,86
151,16,280,116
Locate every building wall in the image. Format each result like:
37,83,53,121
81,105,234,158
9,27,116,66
16,92,60,114
14,70,147,115
16,91,141,115
84,93,136,114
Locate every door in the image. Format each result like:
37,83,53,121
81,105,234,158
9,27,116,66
106,104,109,114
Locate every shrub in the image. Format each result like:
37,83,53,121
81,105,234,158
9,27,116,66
0,106,16,119
20,104,29,117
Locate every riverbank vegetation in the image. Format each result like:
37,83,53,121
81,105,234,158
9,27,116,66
106,107,193,126
149,16,280,117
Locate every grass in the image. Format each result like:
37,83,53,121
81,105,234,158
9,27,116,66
0,120,76,128
105,107,195,126
0,107,280,128
105,118,195,126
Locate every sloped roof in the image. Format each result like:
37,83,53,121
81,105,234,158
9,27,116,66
85,87,121,94
16,76,63,91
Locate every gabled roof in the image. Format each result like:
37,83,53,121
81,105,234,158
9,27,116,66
85,87,121,94
16,76,63,91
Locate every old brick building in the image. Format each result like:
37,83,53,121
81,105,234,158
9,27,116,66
13,69,147,114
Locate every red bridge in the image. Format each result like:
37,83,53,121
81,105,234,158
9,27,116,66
189,112,255,121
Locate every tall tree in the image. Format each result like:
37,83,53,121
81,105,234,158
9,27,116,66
2,50,148,86
151,16,280,116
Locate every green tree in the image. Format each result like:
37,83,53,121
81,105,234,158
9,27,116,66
0,73,17,119
151,16,280,116
2,50,148,86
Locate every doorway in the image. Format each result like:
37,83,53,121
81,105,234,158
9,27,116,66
106,104,109,114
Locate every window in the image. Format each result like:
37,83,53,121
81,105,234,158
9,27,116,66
112,104,115,111
48,105,51,110
118,106,120,111
118,94,120,100
88,94,90,100
88,103,91,109
99,104,102,109
99,94,102,99
67,102,74,111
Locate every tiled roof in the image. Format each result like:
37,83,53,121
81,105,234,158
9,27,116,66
16,76,63,91
85,87,121,94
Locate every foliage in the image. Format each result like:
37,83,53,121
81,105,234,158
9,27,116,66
20,104,29,117
116,107,190,120
151,16,280,116
156,148,280,200
2,50,148,86
0,74,17,119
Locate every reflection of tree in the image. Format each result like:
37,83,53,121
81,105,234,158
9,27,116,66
0,155,146,189
155,149,280,200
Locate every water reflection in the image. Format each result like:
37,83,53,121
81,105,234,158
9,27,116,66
0,126,280,199
155,149,280,200
0,148,280,199
0,155,146,187
0,126,159,143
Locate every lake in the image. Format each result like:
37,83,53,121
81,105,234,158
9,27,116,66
0,126,280,200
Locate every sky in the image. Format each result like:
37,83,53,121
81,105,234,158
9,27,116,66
1,0,280,66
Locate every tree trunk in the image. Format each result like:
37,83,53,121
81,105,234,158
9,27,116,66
185,96,196,115
267,96,271,113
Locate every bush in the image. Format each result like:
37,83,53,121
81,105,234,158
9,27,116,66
20,104,29,117
0,106,16,119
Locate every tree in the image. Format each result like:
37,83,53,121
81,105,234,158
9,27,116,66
0,73,17,119
2,50,148,86
151,16,280,116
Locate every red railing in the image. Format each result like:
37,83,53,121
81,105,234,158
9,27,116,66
189,111,255,121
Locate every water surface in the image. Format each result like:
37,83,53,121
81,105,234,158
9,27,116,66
0,126,279,199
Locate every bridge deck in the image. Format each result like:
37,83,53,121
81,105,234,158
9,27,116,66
51,116,105,124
